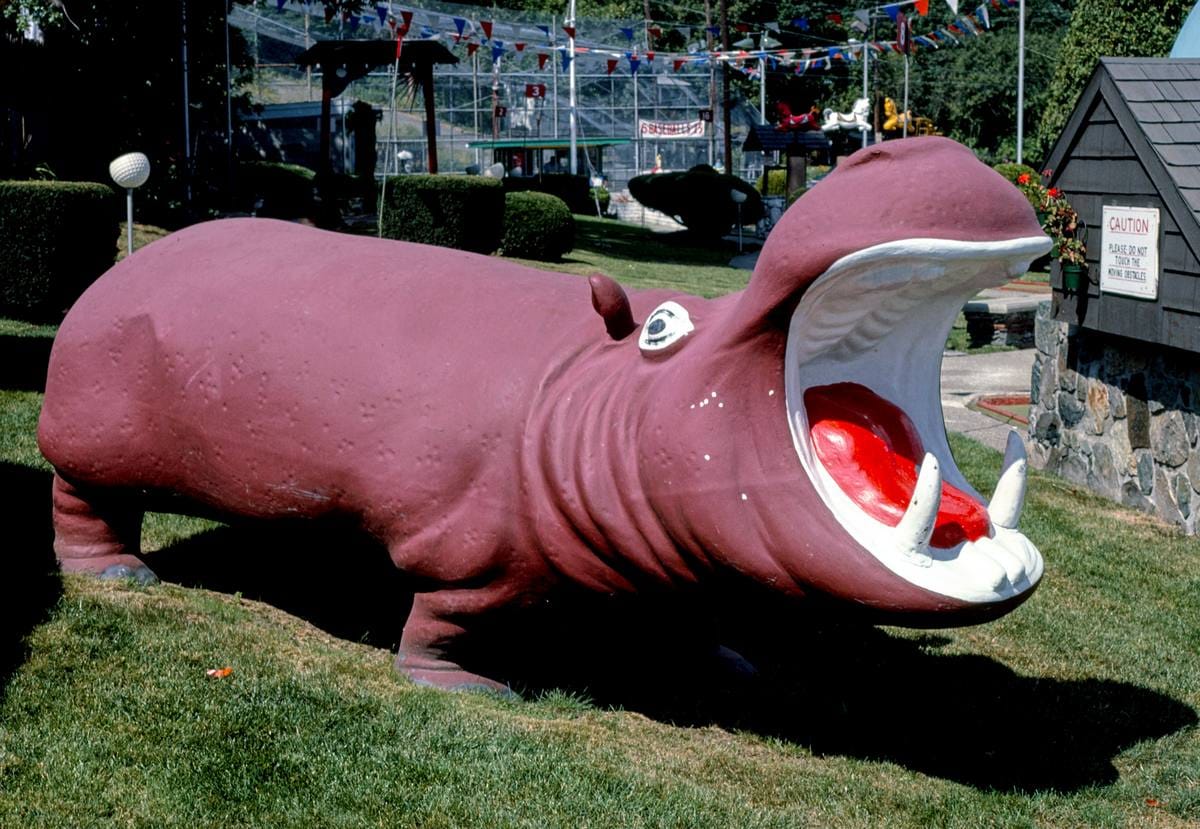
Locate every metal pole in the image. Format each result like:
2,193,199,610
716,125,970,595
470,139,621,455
225,3,234,194
705,0,715,165
181,0,192,205
759,31,766,125
126,190,134,255
472,52,481,167
568,0,578,175
1017,0,1025,163
720,0,731,173
378,47,401,237
633,62,640,170
862,38,870,148
551,15,559,138
902,53,909,139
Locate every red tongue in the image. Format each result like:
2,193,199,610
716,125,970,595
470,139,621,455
804,383,989,548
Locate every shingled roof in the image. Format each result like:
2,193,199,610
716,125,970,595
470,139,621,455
1045,57,1200,254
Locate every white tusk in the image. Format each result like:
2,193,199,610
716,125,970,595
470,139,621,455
988,430,1028,530
895,452,942,563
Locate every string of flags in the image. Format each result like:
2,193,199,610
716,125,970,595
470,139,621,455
270,0,1020,77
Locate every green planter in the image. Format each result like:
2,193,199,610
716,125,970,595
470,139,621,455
1062,262,1084,293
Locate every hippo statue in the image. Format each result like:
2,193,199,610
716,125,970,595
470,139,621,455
38,137,1051,693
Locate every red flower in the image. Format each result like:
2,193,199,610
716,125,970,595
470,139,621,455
1017,173,1031,184
1048,187,1062,197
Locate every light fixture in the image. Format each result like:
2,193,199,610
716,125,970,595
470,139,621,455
109,152,151,256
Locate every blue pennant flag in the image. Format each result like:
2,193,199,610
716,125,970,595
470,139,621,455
620,26,634,41
793,17,809,30
561,50,572,71
276,0,287,10
350,15,360,30
376,5,387,24
538,24,551,38
884,4,901,22
453,17,467,36
492,44,504,61
629,56,641,74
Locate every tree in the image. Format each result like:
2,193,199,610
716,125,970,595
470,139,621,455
1033,0,1191,164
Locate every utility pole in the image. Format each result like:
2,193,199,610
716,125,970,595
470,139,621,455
568,0,578,174
720,0,731,173
705,0,716,165
1017,0,1026,162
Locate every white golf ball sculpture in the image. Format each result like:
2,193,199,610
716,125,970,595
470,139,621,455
109,152,151,190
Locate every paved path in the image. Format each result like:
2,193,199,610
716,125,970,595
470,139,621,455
940,349,1035,452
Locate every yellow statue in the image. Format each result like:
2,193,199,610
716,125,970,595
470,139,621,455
882,97,940,136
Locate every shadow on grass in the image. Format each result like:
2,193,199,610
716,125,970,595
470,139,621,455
0,483,1176,796
134,518,1197,794
0,335,52,392
569,218,744,268
0,463,62,698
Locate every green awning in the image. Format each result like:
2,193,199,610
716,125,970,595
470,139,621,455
465,138,632,150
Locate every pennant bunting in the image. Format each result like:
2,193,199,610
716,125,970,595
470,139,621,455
793,17,810,30
620,26,634,40
826,13,843,24
976,5,990,27
467,42,479,56
563,25,576,39
673,57,686,71
561,50,572,71
537,24,550,38
515,42,526,51
452,17,466,36
646,51,655,61
276,0,286,10
492,44,504,61
376,5,387,24
916,0,930,15
480,20,493,41
349,15,359,30
400,10,413,27
705,24,720,37
606,58,618,74
945,0,959,11
629,56,641,74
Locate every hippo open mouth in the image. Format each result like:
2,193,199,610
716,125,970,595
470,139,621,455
784,237,1050,604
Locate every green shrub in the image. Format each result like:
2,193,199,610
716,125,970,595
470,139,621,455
236,161,317,219
755,168,788,197
589,186,611,215
0,180,118,320
992,162,1041,207
499,192,575,261
503,174,591,214
380,174,504,254
628,165,765,238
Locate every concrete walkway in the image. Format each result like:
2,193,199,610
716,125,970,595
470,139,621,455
940,349,1035,452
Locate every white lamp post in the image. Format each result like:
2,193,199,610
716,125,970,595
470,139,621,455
109,152,151,255
730,187,747,253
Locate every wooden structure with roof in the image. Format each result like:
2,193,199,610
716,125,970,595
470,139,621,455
297,40,457,180
1045,57,1200,353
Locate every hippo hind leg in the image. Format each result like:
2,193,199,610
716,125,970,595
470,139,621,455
395,593,516,697
50,473,156,585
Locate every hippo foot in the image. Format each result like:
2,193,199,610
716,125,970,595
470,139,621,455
59,553,159,585
395,649,518,698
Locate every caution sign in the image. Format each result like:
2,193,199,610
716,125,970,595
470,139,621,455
1100,205,1160,300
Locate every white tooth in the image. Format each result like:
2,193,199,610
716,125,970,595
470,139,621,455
974,535,1026,585
957,541,1009,592
895,452,942,562
988,430,1028,529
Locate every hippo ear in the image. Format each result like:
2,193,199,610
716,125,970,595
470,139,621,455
638,301,694,354
589,274,637,340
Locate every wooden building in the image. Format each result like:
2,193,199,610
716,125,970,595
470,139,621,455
1045,57,1200,352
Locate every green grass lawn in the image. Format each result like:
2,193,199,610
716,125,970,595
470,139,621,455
1,218,1198,827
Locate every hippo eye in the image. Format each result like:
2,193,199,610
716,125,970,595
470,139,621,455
639,301,694,353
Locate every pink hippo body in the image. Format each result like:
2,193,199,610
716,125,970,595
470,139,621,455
39,138,1052,692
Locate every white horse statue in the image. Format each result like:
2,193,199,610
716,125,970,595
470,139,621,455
822,98,871,133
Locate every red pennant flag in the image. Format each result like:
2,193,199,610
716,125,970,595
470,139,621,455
915,0,930,14
467,42,479,56
538,52,549,69
647,25,662,39
606,58,618,74
397,23,409,37
480,20,493,40
827,12,843,24
515,42,526,51
673,58,685,71
400,10,413,26
734,23,750,32
646,51,655,61
563,25,576,39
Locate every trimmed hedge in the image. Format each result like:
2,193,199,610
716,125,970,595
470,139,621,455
499,192,575,261
235,161,317,219
0,181,119,320
628,165,765,238
380,175,504,254
503,173,592,214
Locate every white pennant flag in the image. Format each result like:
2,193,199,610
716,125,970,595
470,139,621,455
945,0,959,12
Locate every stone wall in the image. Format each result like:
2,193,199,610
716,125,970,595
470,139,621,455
1029,301,1200,532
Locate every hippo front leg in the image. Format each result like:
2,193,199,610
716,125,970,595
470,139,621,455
395,593,517,697
50,473,157,585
